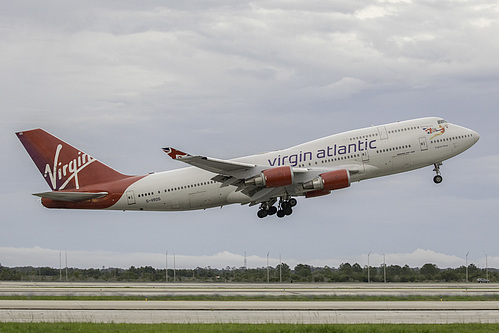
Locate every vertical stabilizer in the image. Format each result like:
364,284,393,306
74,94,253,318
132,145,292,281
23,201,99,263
17,129,130,191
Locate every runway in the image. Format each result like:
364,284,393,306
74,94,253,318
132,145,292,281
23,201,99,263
2,300,499,324
2,281,499,297
1,282,499,324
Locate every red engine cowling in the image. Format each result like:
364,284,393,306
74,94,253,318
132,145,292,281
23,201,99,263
302,169,350,192
245,166,293,188
321,169,350,190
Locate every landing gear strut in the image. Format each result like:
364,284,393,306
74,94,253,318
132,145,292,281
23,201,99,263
433,162,443,184
257,198,297,218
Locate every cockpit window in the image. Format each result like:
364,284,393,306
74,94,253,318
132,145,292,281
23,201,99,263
437,119,448,124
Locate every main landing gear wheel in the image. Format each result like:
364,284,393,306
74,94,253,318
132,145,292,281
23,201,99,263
276,208,292,217
257,198,297,218
276,198,296,218
433,162,443,184
268,206,277,215
257,209,268,218
257,203,278,218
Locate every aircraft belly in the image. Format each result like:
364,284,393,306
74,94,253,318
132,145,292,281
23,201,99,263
392,153,412,171
188,191,211,209
181,186,235,210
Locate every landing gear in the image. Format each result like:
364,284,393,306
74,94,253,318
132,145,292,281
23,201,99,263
257,209,268,218
257,202,278,218
433,162,443,184
433,175,443,184
257,198,297,218
268,206,278,215
277,202,292,218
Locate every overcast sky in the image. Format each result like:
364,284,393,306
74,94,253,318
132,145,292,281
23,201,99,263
1,0,498,270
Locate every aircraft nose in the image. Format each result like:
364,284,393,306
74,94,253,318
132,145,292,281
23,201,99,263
472,130,480,143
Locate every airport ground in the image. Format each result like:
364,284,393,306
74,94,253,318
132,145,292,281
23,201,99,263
1,282,499,324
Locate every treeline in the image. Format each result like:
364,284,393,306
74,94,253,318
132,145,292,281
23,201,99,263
0,263,496,283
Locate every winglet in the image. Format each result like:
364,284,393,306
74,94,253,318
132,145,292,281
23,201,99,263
162,147,191,160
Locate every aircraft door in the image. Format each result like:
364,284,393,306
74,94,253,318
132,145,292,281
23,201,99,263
126,190,136,205
419,137,428,151
170,197,180,210
378,126,388,140
361,149,369,162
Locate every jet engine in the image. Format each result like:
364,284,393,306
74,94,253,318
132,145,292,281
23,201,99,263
245,166,293,188
302,169,350,191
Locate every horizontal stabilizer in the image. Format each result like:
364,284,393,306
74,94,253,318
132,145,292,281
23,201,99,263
33,191,108,202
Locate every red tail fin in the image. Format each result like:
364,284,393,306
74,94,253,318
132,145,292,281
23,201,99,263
17,129,129,191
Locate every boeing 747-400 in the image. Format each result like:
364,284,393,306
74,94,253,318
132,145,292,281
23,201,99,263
17,117,479,218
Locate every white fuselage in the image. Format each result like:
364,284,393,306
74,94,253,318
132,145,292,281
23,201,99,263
112,117,479,211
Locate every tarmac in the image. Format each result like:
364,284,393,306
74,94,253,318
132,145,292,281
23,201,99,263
1,282,498,324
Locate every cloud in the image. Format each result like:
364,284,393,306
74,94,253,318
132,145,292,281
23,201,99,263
355,5,395,20
3,0,497,127
303,77,367,100
1,1,497,273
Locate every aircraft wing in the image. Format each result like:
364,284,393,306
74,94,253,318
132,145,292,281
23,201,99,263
162,147,259,179
33,191,108,202
163,147,285,203
163,147,362,206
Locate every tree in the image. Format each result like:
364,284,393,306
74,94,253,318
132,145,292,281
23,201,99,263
441,269,458,282
420,263,439,280
276,263,291,282
294,264,312,281
400,265,415,282
338,263,352,274
352,263,363,273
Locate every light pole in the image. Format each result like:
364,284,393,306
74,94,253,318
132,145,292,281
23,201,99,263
484,251,488,281
383,253,386,283
65,252,68,282
367,251,371,283
465,251,469,283
165,251,168,283
279,252,282,283
267,251,270,283
486,253,489,281
59,251,62,282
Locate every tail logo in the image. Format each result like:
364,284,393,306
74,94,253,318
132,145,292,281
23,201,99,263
44,144,95,190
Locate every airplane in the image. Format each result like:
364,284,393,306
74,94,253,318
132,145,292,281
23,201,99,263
16,117,479,218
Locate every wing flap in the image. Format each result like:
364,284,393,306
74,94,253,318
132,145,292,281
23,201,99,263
33,191,108,202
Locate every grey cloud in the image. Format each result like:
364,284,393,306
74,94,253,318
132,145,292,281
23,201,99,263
1,1,497,269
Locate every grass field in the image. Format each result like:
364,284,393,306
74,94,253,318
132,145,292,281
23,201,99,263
1,323,499,333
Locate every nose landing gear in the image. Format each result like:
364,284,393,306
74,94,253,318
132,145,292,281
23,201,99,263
433,162,443,184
